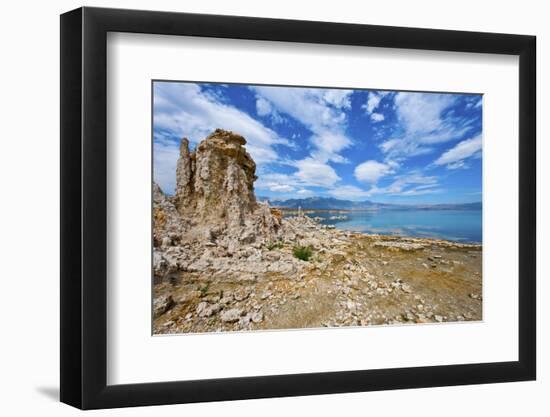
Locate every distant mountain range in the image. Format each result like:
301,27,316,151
258,196,482,211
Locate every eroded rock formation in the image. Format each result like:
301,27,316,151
154,129,281,253
176,129,258,228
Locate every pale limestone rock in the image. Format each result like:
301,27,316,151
156,129,282,253
196,302,221,318
251,311,264,323
176,130,257,228
221,308,243,323
152,182,184,248
153,294,174,318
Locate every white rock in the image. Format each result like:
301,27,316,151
219,295,234,305
251,311,264,323
153,294,174,318
260,291,272,300
401,284,412,293
221,308,243,323
196,302,221,318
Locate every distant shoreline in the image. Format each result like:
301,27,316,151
280,211,483,246
277,207,482,214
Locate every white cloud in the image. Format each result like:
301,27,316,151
366,172,440,197
309,130,351,163
154,82,287,167
255,173,296,189
294,158,341,187
322,89,352,109
256,165,442,199
255,165,340,192
370,113,385,122
362,91,389,114
399,187,442,196
434,134,482,167
414,183,440,191
268,184,295,193
250,86,351,131
389,173,438,191
361,92,391,123
394,92,454,133
465,96,483,109
256,97,285,124
322,170,442,200
255,174,297,196
379,137,435,158
327,185,371,200
250,86,354,163
256,97,272,116
378,92,473,161
446,161,467,170
355,160,394,184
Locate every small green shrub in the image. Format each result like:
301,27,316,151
266,241,283,250
293,245,313,261
198,283,210,297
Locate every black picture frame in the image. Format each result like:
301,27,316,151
60,6,536,410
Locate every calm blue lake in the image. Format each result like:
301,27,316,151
308,210,482,243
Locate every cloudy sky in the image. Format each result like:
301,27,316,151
153,81,482,204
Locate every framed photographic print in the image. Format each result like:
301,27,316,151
60,7,536,409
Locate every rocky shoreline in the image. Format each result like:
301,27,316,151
152,129,482,335
154,214,482,334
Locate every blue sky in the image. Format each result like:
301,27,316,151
153,81,482,204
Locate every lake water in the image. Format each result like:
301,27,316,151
308,209,482,243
